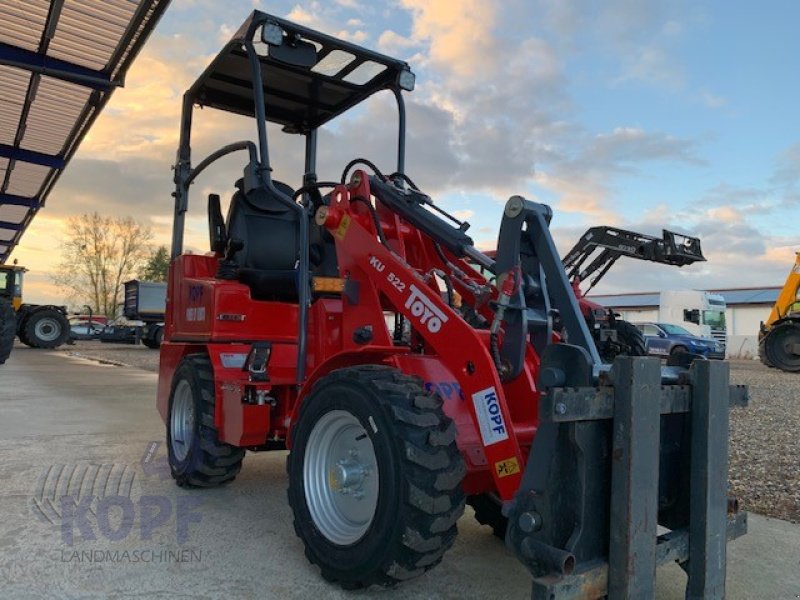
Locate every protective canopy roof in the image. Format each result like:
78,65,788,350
0,0,170,263
189,11,414,132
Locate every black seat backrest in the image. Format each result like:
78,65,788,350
226,179,298,272
226,179,300,301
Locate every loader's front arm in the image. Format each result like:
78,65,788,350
315,175,528,500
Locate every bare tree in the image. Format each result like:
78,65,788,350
54,213,153,317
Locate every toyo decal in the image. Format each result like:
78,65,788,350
471,386,508,446
404,284,448,334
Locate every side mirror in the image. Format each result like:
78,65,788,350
658,331,667,338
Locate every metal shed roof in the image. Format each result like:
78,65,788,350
0,0,171,263
591,287,782,309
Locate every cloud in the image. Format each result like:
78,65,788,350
400,0,498,78
701,90,728,109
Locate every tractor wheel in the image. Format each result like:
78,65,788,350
22,308,69,348
287,365,465,589
467,493,507,539
0,299,15,364
598,319,647,362
764,323,800,372
758,336,774,368
167,354,245,487
141,325,163,349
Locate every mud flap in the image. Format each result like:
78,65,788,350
505,346,748,599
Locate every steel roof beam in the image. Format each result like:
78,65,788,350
0,194,40,208
0,221,22,231
0,42,118,91
0,144,64,169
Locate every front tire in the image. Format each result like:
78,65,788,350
597,319,647,362
22,308,69,348
764,322,800,372
167,354,245,486
287,365,465,588
0,299,15,364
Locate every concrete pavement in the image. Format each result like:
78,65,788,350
1,346,798,599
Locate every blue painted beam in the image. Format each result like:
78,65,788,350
0,221,22,231
0,42,117,91
0,144,64,169
0,193,40,208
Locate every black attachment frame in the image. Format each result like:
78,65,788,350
562,227,706,294
506,353,747,599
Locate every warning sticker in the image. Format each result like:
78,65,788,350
494,457,520,478
335,214,351,240
471,386,509,446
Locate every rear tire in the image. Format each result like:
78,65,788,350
141,325,163,349
0,299,15,364
467,493,507,539
597,319,647,362
167,354,245,487
287,365,465,588
758,336,774,368
22,308,69,348
764,322,800,372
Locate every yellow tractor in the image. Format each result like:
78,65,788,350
0,265,71,363
759,252,800,371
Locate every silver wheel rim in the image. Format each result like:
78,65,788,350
304,410,379,545
170,380,195,462
34,318,61,342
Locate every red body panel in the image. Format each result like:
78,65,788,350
157,172,544,501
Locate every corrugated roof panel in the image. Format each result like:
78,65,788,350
47,0,141,71
0,65,30,145
20,75,92,154
0,0,50,52
0,205,29,222
0,0,171,263
5,162,52,197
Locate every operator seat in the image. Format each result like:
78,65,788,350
226,178,300,301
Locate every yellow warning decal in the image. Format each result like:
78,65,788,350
335,213,351,240
494,457,520,478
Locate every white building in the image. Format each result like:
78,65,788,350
591,288,780,359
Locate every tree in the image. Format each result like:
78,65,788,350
140,245,170,282
54,213,153,317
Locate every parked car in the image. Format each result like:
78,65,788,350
634,322,725,360
69,315,108,340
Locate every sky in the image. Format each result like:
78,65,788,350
10,0,800,305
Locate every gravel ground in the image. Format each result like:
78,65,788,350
59,342,800,522
729,359,800,523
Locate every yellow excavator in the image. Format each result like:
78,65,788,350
0,264,71,364
759,252,800,371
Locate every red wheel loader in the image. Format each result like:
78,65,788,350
158,11,746,597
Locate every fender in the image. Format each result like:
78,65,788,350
286,346,408,447
16,303,68,334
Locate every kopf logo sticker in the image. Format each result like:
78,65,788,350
471,386,508,446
